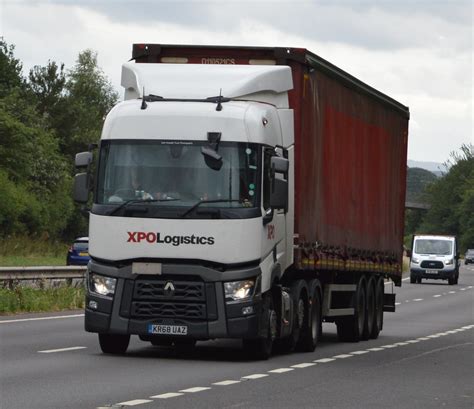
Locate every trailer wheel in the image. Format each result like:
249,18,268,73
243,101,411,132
98,333,130,354
243,292,276,360
336,276,366,342
370,278,384,339
362,278,375,340
297,280,321,352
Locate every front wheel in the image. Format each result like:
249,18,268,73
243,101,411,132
99,333,130,354
243,293,276,360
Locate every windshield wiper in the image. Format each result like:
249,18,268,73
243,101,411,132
109,198,179,216
181,199,241,218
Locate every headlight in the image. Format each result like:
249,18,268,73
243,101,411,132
411,257,420,264
224,279,258,301
88,273,116,297
445,258,454,265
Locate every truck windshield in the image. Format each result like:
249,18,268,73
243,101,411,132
414,239,453,255
96,140,260,214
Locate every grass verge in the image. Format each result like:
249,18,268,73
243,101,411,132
0,235,68,266
0,286,85,314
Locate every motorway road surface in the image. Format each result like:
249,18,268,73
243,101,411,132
1,265,473,409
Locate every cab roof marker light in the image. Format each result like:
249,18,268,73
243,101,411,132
161,57,189,64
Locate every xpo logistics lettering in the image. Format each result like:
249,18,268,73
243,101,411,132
74,44,409,359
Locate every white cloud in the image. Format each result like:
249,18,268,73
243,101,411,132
1,0,472,163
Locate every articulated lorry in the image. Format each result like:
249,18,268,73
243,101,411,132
74,44,409,359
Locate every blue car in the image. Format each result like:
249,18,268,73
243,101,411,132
66,237,90,266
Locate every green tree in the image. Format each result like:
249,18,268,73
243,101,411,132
58,49,118,159
0,40,24,98
418,144,474,252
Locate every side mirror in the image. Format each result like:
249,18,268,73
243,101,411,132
271,156,289,175
74,173,90,203
75,152,93,168
270,178,288,212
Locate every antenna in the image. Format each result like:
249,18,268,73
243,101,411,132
141,87,147,110
216,88,223,111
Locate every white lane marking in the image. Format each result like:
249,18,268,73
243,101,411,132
150,393,184,399
109,324,474,408
179,387,211,393
448,291,456,294
332,354,353,359
117,399,153,406
212,380,241,385
460,288,467,291
0,314,84,324
433,294,442,298
291,362,316,368
413,298,423,302
468,286,473,289
313,358,335,363
395,302,401,305
38,346,87,353
269,368,294,373
242,374,268,380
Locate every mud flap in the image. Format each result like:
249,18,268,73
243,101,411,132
383,293,396,312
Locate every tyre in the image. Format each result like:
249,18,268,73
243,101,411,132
296,279,321,352
410,275,416,284
278,279,307,353
370,278,384,339
99,333,130,354
243,292,276,360
416,277,422,284
362,278,375,341
448,277,455,285
336,276,367,342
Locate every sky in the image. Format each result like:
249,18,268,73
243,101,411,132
0,0,472,163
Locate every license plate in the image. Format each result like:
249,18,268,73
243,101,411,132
148,324,188,336
426,270,438,274
79,252,89,256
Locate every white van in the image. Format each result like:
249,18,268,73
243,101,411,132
410,235,459,285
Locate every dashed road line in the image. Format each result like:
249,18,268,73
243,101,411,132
108,324,474,407
213,380,241,385
151,392,184,399
242,374,268,380
117,399,153,406
313,358,336,363
269,368,294,373
413,298,423,302
291,362,316,368
179,387,211,393
38,346,87,353
433,294,442,297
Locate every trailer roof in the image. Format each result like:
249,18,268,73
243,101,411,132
132,44,410,119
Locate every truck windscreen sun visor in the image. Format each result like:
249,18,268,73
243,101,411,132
96,140,261,212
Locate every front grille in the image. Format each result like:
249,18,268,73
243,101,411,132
131,301,206,319
420,260,444,269
134,280,205,302
127,277,215,321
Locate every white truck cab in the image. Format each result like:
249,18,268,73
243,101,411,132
410,235,459,285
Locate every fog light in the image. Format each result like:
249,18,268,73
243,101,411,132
88,300,98,310
242,306,254,315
